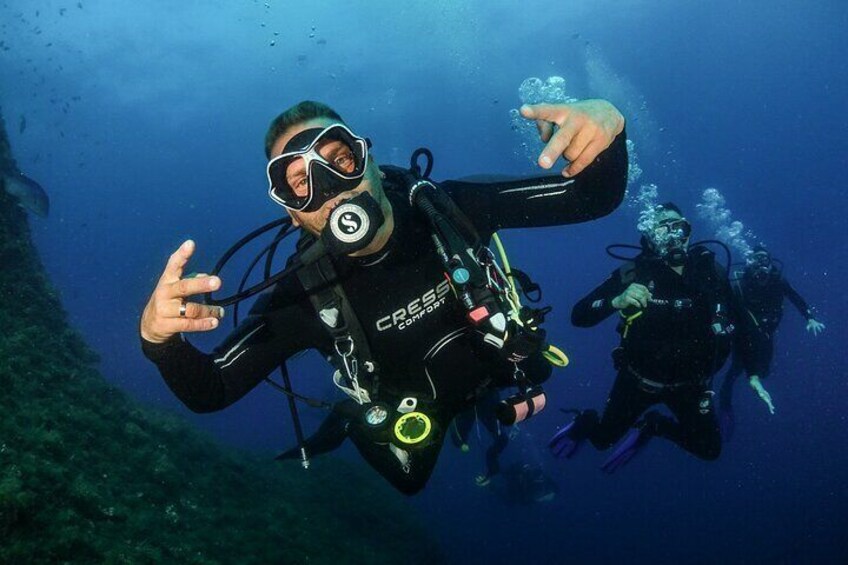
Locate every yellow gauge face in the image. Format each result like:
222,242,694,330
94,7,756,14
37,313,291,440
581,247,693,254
393,412,432,445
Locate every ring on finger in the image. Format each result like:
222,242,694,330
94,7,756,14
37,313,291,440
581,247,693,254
179,299,187,317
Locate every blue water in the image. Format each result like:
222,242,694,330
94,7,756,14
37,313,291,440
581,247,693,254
2,1,846,562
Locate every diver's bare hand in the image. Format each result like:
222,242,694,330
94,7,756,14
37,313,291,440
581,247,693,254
520,99,625,177
140,240,225,344
611,283,651,310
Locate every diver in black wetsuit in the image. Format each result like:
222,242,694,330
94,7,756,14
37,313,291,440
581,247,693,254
450,388,511,486
549,203,737,471
502,462,559,505
140,99,628,495
718,246,825,431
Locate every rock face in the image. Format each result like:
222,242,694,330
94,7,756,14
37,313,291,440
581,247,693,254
0,113,442,564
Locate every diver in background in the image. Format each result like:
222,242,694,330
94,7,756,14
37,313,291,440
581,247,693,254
500,462,559,505
451,388,511,486
549,203,737,472
718,246,825,434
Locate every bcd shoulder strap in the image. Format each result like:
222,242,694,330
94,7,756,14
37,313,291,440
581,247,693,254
294,242,376,378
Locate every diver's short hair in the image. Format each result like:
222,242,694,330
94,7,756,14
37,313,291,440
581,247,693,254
264,101,344,158
752,244,771,257
657,201,683,216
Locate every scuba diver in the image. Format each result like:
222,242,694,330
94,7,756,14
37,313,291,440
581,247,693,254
450,388,512,486
718,245,825,435
140,99,628,495
549,203,737,472
500,462,559,505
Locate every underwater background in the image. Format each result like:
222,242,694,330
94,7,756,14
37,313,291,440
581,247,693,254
1,0,846,562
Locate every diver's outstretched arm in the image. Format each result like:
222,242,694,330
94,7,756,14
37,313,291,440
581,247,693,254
141,253,324,413
444,101,628,233
782,278,825,335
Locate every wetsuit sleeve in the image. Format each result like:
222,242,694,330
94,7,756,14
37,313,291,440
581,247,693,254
781,278,813,320
571,270,626,327
141,279,324,413
442,128,628,233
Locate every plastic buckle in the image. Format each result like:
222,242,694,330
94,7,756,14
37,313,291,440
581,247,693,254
334,336,355,358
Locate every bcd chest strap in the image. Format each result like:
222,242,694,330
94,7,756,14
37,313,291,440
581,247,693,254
295,249,378,403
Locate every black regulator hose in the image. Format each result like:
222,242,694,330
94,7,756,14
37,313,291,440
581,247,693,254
605,240,734,281
203,217,296,309
605,243,643,261
410,147,434,179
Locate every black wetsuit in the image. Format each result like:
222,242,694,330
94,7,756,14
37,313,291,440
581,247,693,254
568,246,735,460
451,388,508,480
142,131,628,494
719,267,814,410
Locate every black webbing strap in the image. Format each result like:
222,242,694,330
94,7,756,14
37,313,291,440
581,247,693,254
295,251,376,381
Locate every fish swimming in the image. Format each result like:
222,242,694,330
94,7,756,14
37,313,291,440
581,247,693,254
2,171,50,217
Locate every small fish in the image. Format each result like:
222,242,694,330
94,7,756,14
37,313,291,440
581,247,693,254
2,172,50,217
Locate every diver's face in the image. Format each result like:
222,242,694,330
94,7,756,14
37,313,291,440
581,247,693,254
748,252,773,283
649,210,691,252
269,117,387,237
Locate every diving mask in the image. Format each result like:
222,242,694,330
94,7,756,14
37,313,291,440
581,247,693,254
747,251,774,283
652,218,692,243
267,124,371,212
647,218,691,266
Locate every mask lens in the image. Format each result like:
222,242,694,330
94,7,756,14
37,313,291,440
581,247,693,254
654,219,689,238
670,220,691,238
316,130,364,176
655,219,691,238
267,159,304,207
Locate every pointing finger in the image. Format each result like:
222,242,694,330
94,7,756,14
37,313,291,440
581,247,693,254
160,240,195,285
520,103,571,125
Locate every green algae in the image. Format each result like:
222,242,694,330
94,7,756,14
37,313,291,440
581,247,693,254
0,113,443,564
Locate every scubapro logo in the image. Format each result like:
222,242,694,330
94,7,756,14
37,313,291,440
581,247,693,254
330,202,369,244
340,213,360,233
